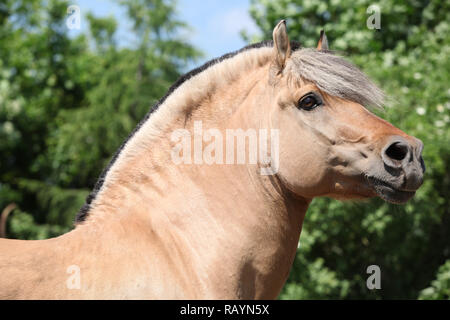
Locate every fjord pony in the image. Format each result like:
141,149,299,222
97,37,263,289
0,21,424,299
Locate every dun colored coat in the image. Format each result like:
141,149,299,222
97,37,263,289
0,21,424,299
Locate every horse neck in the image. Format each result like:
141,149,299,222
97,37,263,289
86,52,275,222
77,54,310,298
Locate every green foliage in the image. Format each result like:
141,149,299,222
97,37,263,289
246,0,449,54
419,260,450,300
249,0,450,299
0,0,200,239
8,209,71,240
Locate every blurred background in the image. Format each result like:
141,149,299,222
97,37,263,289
0,0,448,299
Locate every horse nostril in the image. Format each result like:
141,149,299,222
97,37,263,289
384,141,409,161
420,156,426,174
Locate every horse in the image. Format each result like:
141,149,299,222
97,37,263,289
0,20,425,299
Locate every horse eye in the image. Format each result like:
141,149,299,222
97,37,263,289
298,94,321,110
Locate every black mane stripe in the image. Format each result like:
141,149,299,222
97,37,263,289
75,40,301,223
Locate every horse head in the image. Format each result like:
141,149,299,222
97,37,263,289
261,20,424,204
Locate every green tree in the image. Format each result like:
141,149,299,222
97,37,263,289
247,0,450,299
246,0,449,54
0,0,200,239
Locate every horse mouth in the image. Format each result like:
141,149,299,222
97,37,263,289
366,176,416,204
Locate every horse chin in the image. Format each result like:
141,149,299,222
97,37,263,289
366,176,416,204
326,179,377,201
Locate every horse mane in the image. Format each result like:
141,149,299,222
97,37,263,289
76,40,295,223
75,40,383,223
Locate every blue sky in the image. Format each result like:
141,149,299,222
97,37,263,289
71,0,260,67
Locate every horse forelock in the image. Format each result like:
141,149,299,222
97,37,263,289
287,48,385,109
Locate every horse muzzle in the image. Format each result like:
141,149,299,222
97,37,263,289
367,135,425,204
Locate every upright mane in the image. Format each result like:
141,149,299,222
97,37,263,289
75,40,383,223
75,41,284,223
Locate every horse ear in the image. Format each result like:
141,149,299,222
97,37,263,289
317,30,329,51
272,20,291,71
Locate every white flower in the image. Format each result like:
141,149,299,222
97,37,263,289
416,107,426,115
435,120,444,127
3,121,14,134
0,80,8,91
436,104,444,113
10,100,21,113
